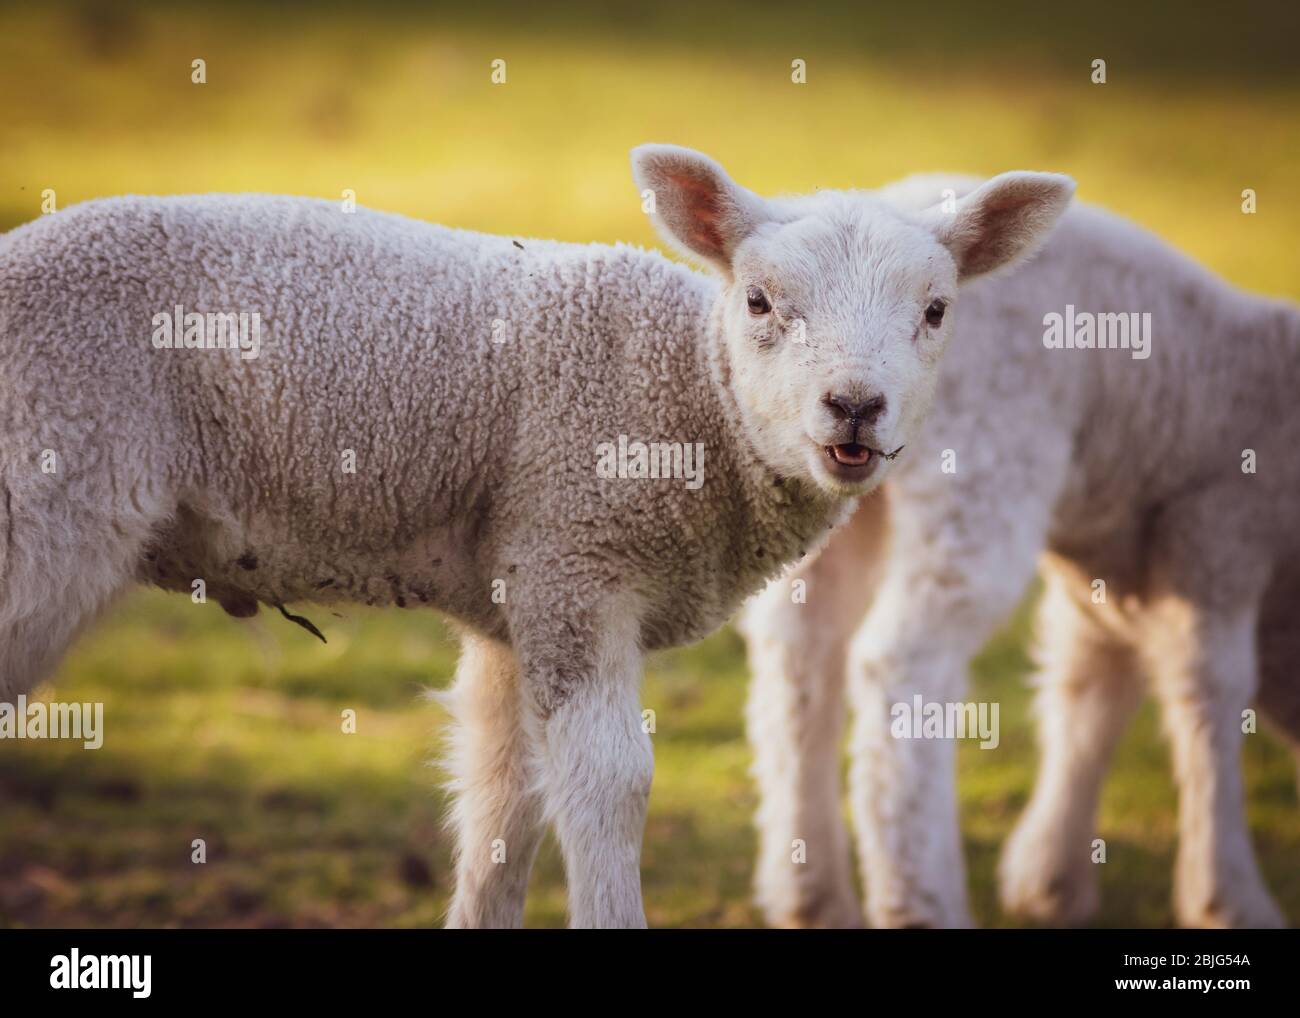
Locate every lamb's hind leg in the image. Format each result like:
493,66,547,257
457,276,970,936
999,564,1144,924
1141,516,1284,928
739,492,887,929
443,634,546,929
1256,568,1300,798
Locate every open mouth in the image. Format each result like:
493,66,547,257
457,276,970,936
826,442,872,467
818,441,904,484
820,442,876,483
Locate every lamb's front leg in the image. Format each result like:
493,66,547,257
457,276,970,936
847,614,974,928
999,571,1145,925
846,529,1040,928
519,604,653,929
743,574,861,928
739,494,887,928
443,635,546,929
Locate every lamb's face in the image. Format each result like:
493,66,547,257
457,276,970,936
720,199,958,495
631,144,1075,499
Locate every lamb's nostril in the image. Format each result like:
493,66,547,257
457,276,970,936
824,393,886,424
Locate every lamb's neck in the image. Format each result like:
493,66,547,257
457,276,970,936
687,293,848,576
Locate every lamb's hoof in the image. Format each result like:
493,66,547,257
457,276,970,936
764,892,864,929
1176,888,1287,929
999,826,1098,926
868,900,975,929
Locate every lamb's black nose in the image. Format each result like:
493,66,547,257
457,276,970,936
823,392,886,424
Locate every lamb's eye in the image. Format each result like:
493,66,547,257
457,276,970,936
925,298,947,327
746,286,772,315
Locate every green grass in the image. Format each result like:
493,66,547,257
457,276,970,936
1,1,1298,927
1,590,1296,927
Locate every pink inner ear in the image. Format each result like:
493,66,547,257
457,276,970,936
956,187,1041,275
667,170,726,255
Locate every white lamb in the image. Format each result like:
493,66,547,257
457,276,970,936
0,148,1073,927
742,173,1300,929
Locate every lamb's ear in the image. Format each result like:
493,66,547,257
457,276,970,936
924,171,1076,281
631,144,768,274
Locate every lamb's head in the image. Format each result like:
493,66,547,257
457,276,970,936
631,144,1075,496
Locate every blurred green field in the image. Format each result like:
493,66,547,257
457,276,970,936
1,0,1298,927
